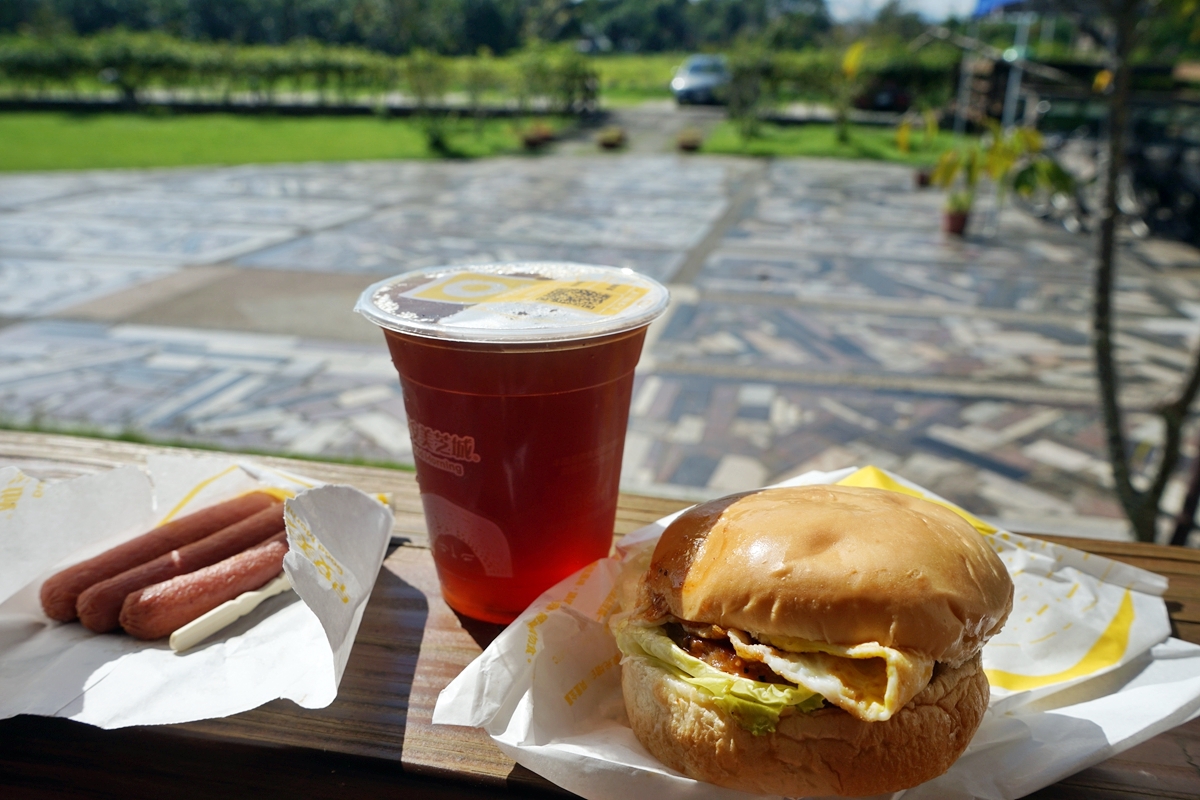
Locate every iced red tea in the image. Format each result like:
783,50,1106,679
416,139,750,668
357,264,668,623
385,327,646,622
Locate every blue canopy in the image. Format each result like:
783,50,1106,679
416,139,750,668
973,0,1026,16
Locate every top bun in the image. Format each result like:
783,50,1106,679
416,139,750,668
642,485,1012,666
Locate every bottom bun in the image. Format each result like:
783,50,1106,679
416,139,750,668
622,652,988,797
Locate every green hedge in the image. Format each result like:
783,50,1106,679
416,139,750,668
0,32,959,111
770,45,958,107
0,32,597,111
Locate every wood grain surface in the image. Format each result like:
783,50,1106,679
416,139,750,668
1,430,1198,799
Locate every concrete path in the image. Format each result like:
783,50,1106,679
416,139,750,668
3,146,1200,542
558,102,726,155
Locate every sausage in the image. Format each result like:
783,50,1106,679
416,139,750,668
76,502,285,633
119,533,289,641
40,491,278,621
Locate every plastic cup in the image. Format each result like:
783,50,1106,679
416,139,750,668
356,263,669,623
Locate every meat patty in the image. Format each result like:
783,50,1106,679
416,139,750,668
664,622,790,684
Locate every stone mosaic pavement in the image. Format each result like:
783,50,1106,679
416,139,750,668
3,154,1200,542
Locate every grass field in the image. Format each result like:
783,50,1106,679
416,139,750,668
0,110,968,171
0,111,564,171
592,53,681,100
702,121,964,165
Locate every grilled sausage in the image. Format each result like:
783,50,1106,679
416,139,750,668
40,491,278,622
119,532,289,640
76,502,284,633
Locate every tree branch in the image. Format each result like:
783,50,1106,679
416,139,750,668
1094,0,1160,539
1171,422,1200,545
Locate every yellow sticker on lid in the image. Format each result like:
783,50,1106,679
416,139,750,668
493,280,650,316
406,273,650,317
408,272,536,304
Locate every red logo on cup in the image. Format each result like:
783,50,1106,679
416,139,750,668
408,419,481,477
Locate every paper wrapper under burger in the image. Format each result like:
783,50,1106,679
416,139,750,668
434,466,1200,800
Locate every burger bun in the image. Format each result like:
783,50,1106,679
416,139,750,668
622,652,989,797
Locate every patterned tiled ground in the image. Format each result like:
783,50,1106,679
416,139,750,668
651,294,1194,403
0,258,177,317
3,155,1200,542
235,158,729,279
621,372,1138,538
0,321,407,459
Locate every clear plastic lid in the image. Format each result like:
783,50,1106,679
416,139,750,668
355,262,670,344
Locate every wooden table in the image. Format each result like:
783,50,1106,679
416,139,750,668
2,430,1198,800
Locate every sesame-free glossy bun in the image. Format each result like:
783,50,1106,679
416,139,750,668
642,485,1013,666
621,651,990,797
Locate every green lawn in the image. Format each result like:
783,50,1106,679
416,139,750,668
0,111,563,170
600,87,675,106
701,121,965,165
0,110,970,171
593,52,681,100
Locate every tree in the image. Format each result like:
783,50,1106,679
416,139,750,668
464,44,498,125
403,47,457,154
0,0,838,55
462,0,522,55
726,45,774,141
1025,0,1200,543
763,0,832,50
869,0,926,43
834,40,865,144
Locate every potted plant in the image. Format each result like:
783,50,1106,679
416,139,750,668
676,128,703,152
909,105,943,188
943,189,974,234
522,121,555,151
934,124,1075,237
596,125,626,150
998,126,1077,222
932,145,981,236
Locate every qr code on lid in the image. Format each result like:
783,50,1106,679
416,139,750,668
538,287,612,310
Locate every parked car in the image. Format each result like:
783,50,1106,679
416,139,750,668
670,55,730,105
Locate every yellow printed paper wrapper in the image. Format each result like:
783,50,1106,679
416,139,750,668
434,466,1200,800
837,466,1172,711
0,454,393,729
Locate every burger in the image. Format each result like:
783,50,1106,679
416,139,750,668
609,485,1014,796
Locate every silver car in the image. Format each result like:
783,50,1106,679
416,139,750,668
670,55,730,105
